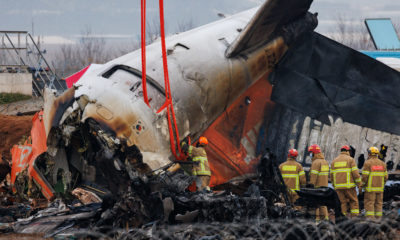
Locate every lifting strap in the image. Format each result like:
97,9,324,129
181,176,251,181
140,0,149,106
141,0,184,160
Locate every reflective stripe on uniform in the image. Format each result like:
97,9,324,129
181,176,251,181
311,170,319,175
319,165,329,176
375,212,383,216
365,187,384,192
370,172,385,176
281,174,300,191
354,178,361,183
350,209,359,214
362,170,370,175
192,156,211,176
366,172,385,192
282,165,297,171
321,165,329,172
334,183,356,188
188,146,193,157
351,167,358,172
366,211,375,216
334,161,347,168
332,167,355,189
331,168,351,173
299,171,305,176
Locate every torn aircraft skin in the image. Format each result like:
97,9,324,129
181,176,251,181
11,0,317,200
270,32,400,135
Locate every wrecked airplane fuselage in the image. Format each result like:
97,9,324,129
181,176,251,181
20,1,316,200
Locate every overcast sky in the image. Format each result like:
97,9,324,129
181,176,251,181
1,0,400,44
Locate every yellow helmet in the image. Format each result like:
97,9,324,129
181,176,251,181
368,146,379,155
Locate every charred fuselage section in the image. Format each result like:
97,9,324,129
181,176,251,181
26,98,151,201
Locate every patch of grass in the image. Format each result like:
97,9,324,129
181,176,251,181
0,92,31,104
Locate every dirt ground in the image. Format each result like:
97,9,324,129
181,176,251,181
0,97,43,116
0,114,32,163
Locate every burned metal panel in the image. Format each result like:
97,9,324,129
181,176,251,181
43,87,75,136
270,31,400,135
265,104,400,170
226,0,313,57
203,78,276,186
264,105,305,164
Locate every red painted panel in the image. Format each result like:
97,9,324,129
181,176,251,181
11,111,54,200
65,64,90,88
203,77,275,186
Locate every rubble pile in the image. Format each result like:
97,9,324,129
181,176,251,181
0,151,399,239
0,171,272,237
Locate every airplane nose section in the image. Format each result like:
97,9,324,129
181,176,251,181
43,74,173,171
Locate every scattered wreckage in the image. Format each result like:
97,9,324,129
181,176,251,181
2,151,400,238
1,0,400,238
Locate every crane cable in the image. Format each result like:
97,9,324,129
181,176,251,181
140,0,149,106
141,0,184,160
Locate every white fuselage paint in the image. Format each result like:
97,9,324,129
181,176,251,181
69,6,282,170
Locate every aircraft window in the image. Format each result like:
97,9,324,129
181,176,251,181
103,65,165,110
108,69,140,90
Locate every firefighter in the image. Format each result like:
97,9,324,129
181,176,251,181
191,136,212,191
279,149,306,206
308,144,330,222
331,145,361,217
362,146,388,219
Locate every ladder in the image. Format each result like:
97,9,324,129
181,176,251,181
0,31,66,97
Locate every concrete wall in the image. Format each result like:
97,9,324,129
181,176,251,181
266,104,400,171
0,73,32,95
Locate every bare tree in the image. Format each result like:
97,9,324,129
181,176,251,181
146,18,161,44
51,18,196,77
329,14,374,50
53,27,113,77
78,27,109,66
114,40,140,58
176,18,195,33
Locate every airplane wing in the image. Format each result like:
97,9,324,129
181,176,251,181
270,32,400,135
226,0,313,57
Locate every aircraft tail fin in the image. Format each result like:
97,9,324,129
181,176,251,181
226,0,314,58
